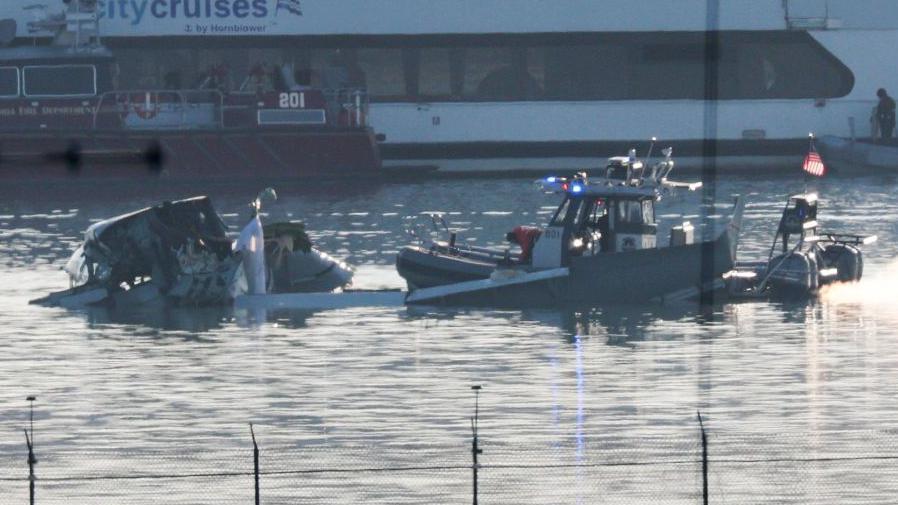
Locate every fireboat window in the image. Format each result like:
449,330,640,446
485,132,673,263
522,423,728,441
0,67,18,97
550,197,572,226
616,200,654,225
23,65,96,97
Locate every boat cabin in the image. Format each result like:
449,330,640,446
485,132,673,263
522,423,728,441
0,3,370,134
530,182,659,268
0,46,115,131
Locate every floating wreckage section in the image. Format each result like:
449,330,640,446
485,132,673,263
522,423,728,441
725,193,876,299
31,191,353,309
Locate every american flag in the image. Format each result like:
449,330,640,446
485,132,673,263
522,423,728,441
802,148,826,177
276,0,303,16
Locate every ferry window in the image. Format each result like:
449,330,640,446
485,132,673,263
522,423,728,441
24,65,96,97
419,48,452,97
356,49,402,97
631,40,706,99
526,48,546,96
724,37,851,99
464,46,541,100
0,67,18,97
544,43,632,100
463,47,511,99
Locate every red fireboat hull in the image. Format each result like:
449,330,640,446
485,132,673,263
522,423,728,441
0,127,382,181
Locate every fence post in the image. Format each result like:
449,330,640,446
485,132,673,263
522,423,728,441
250,424,260,505
697,411,709,505
470,385,482,505
25,396,37,505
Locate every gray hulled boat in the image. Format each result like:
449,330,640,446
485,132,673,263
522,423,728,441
817,135,898,172
398,148,745,307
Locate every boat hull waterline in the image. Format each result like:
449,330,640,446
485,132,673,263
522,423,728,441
402,220,741,308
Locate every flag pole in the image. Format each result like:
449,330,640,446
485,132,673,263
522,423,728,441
804,132,814,193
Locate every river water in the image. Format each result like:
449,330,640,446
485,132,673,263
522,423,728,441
1,172,898,503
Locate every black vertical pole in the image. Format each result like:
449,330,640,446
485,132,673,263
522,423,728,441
25,396,36,505
697,411,709,505
471,385,482,505
250,424,260,505
24,430,34,505
699,0,721,313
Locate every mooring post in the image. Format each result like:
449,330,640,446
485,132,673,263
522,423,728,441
697,411,709,505
250,423,260,505
470,385,482,505
25,396,36,505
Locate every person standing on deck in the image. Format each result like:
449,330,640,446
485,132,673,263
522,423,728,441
876,88,896,141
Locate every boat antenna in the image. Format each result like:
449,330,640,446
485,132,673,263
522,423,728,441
644,136,657,168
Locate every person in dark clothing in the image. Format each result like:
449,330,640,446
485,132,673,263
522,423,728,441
876,88,896,140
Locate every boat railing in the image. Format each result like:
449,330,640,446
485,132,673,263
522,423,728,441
93,87,369,130
93,89,225,130
322,88,370,128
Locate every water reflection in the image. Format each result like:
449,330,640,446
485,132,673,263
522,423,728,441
532,302,715,346
48,291,878,348
83,304,232,335
79,304,324,332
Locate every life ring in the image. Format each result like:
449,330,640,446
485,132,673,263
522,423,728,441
132,92,159,120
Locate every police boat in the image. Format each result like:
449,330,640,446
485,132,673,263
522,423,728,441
725,193,876,299
397,146,746,307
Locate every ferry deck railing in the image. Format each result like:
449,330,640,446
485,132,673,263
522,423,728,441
92,88,369,130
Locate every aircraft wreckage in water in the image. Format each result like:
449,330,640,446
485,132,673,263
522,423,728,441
30,189,353,309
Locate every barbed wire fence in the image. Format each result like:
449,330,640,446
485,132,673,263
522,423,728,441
3,413,898,504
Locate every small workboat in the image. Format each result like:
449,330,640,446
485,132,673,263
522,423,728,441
31,190,353,309
397,146,745,307
817,135,898,172
725,193,876,299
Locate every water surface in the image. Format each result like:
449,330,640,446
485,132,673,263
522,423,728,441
1,173,897,503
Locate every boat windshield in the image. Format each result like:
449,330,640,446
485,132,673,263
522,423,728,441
549,196,594,227
549,197,572,226
616,199,655,225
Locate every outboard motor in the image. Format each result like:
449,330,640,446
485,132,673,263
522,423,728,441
767,252,819,297
820,244,863,282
